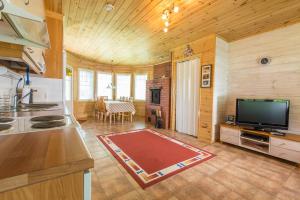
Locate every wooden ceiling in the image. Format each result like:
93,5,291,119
62,0,300,66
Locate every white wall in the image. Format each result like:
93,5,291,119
0,75,63,104
213,37,229,142
30,77,63,102
226,23,300,134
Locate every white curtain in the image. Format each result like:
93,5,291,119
176,58,200,136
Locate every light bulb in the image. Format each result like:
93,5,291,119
163,27,168,33
173,5,179,13
164,21,169,27
162,13,167,20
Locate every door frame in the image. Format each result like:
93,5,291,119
64,65,74,114
171,54,201,137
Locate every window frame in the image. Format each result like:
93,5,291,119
115,73,132,100
78,68,95,101
96,71,113,100
134,73,148,102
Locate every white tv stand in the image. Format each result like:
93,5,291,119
220,124,300,164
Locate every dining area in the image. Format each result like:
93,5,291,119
95,96,136,124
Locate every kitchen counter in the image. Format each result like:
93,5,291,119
0,127,94,193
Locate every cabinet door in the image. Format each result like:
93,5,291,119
220,126,240,145
270,145,300,163
271,137,300,152
220,126,240,137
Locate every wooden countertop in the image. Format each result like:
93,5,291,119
0,127,94,192
221,123,300,142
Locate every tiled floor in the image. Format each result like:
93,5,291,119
80,118,300,200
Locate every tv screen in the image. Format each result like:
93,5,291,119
236,99,290,130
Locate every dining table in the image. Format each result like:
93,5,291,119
104,100,136,124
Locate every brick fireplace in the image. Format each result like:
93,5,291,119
145,78,171,129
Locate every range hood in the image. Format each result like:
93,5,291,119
0,0,50,48
0,41,46,74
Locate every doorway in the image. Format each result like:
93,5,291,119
175,58,200,136
64,66,73,114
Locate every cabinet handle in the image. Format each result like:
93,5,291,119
201,124,208,128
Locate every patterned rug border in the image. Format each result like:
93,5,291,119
97,129,215,189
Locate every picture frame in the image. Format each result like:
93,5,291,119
201,64,212,88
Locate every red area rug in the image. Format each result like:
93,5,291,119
97,129,214,188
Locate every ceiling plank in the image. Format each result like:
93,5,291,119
63,0,300,65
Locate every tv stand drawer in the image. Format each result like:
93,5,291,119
220,126,240,137
220,126,240,145
220,134,239,145
270,146,300,163
271,138,300,152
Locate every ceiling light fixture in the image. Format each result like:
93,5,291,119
161,1,180,32
173,5,179,13
104,3,114,12
162,10,169,20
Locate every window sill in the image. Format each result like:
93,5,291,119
77,99,95,103
134,100,146,103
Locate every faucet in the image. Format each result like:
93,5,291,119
13,89,37,109
12,77,23,109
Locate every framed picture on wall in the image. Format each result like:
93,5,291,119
201,65,212,88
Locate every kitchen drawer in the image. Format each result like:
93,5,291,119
270,145,300,163
271,137,300,152
221,134,239,145
220,126,240,138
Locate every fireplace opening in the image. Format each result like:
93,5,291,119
151,88,161,104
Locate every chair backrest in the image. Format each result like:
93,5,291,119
99,96,108,100
97,97,106,112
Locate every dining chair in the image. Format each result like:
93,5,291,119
94,100,99,119
121,112,133,123
99,96,108,100
97,97,108,121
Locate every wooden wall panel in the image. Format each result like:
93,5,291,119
67,52,153,120
212,37,229,142
43,11,63,79
0,172,83,200
171,34,216,143
226,23,300,134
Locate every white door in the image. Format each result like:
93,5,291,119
64,66,73,114
176,58,200,136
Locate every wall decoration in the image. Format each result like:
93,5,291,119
257,56,272,65
183,44,193,57
201,65,212,88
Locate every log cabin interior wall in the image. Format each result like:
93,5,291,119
67,52,153,120
212,37,229,142
43,1,63,79
225,23,300,134
171,34,217,143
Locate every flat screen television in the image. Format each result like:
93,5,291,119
236,99,290,130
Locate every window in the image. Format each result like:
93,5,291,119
116,74,131,99
135,74,147,100
78,69,94,100
97,72,113,99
